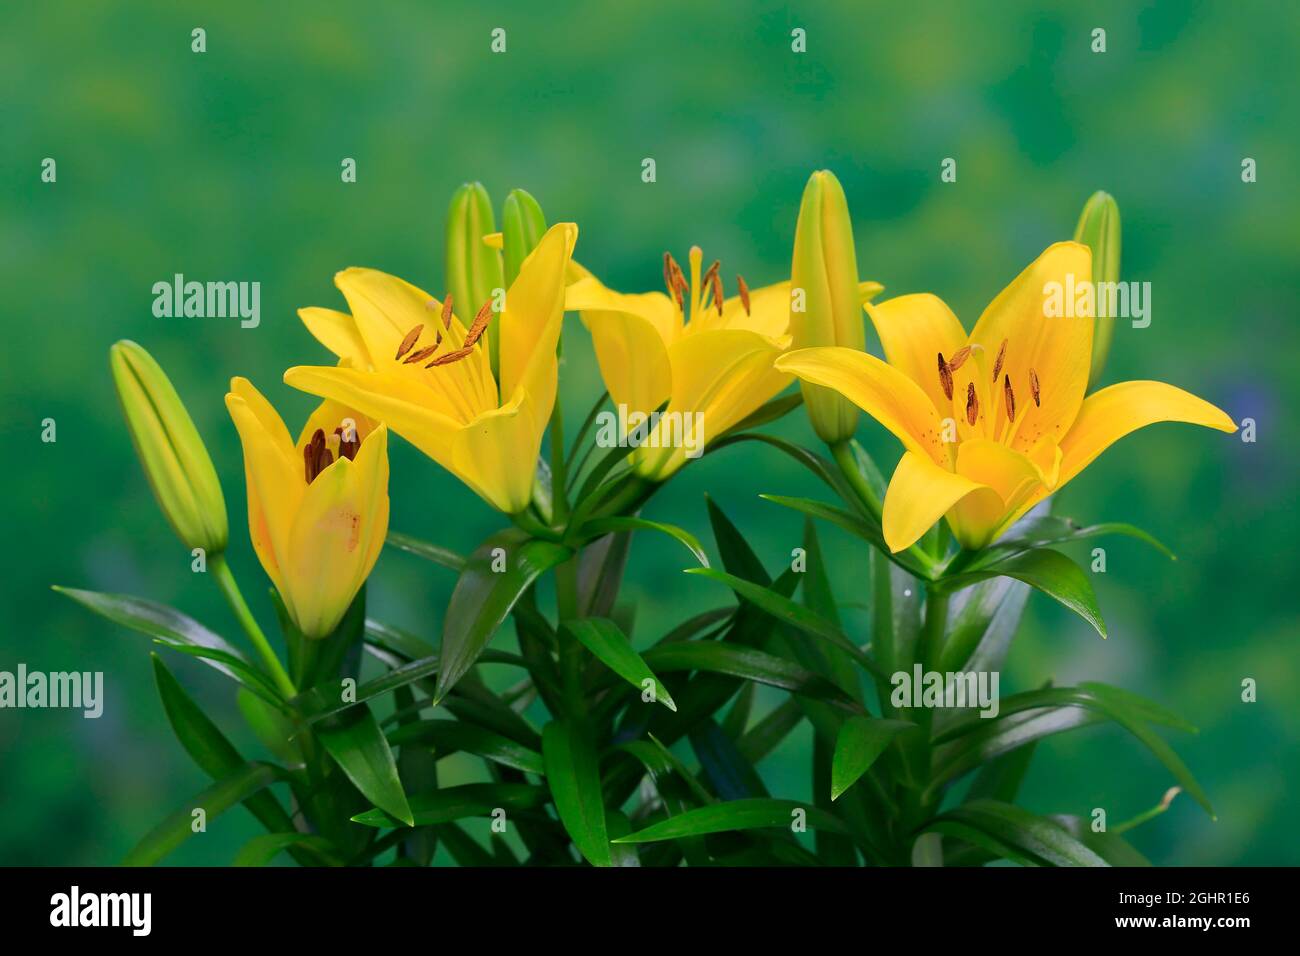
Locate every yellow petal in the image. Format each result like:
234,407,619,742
283,426,389,638
298,307,372,368
967,241,1094,449
567,276,680,346
224,381,304,611
581,306,673,415
1005,379,1236,525
948,439,1044,547
451,389,546,514
284,365,460,464
498,222,578,404
882,451,1001,553
865,293,969,417
295,398,379,451
636,328,791,480
714,281,790,340
775,346,948,465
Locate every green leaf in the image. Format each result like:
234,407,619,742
54,586,281,704
542,720,612,867
435,528,572,702
579,515,709,568
385,530,466,571
643,641,859,709
690,720,769,799
564,618,676,711
151,655,295,837
961,516,1174,570
923,800,1109,867
938,548,1107,639
761,494,934,579
1048,815,1152,866
316,704,413,827
830,717,917,800
613,798,850,843
387,720,545,775
123,762,282,865
684,567,884,679
352,783,547,827
736,699,806,765
232,833,341,867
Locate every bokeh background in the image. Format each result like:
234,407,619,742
2,0,1296,865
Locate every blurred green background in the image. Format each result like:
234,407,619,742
3,0,1296,865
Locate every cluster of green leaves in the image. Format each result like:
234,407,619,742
56,405,1205,867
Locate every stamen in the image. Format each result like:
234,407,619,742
303,443,314,483
426,345,474,368
992,338,1007,382
404,344,439,364
1003,374,1016,423
1029,368,1041,407
737,275,751,315
947,345,971,372
937,352,954,401
395,324,423,361
711,271,724,315
663,253,676,298
441,294,454,328
334,426,360,461
965,383,978,426
304,429,330,483
463,300,493,348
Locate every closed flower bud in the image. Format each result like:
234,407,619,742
445,182,506,374
1073,190,1121,388
790,170,865,443
110,340,228,554
501,188,548,288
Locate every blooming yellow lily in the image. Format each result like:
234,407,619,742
226,378,388,639
775,241,1237,553
284,222,578,514
565,247,797,480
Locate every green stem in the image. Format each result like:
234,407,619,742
829,440,881,519
829,440,936,575
210,553,297,698
555,556,585,720
919,587,950,673
549,392,570,526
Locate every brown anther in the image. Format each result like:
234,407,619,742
1003,374,1016,423
965,383,978,426
1029,368,1041,407
404,344,439,364
426,345,474,368
937,352,954,401
992,338,1007,382
737,275,751,315
700,259,720,293
303,443,314,483
304,429,330,483
947,345,971,372
463,300,493,348
334,426,360,461
711,271,724,315
395,324,423,361
663,253,675,298
441,294,454,329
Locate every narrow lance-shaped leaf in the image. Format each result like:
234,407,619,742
564,618,676,711
316,704,414,827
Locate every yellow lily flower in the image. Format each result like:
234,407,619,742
284,222,578,514
565,246,795,480
225,378,389,639
775,241,1237,553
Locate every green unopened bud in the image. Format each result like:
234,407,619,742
501,188,548,288
445,182,505,374
790,169,864,444
1074,190,1121,389
110,340,227,554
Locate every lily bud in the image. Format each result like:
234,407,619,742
445,182,505,374
501,188,548,288
110,340,228,554
1073,190,1121,389
790,169,865,444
